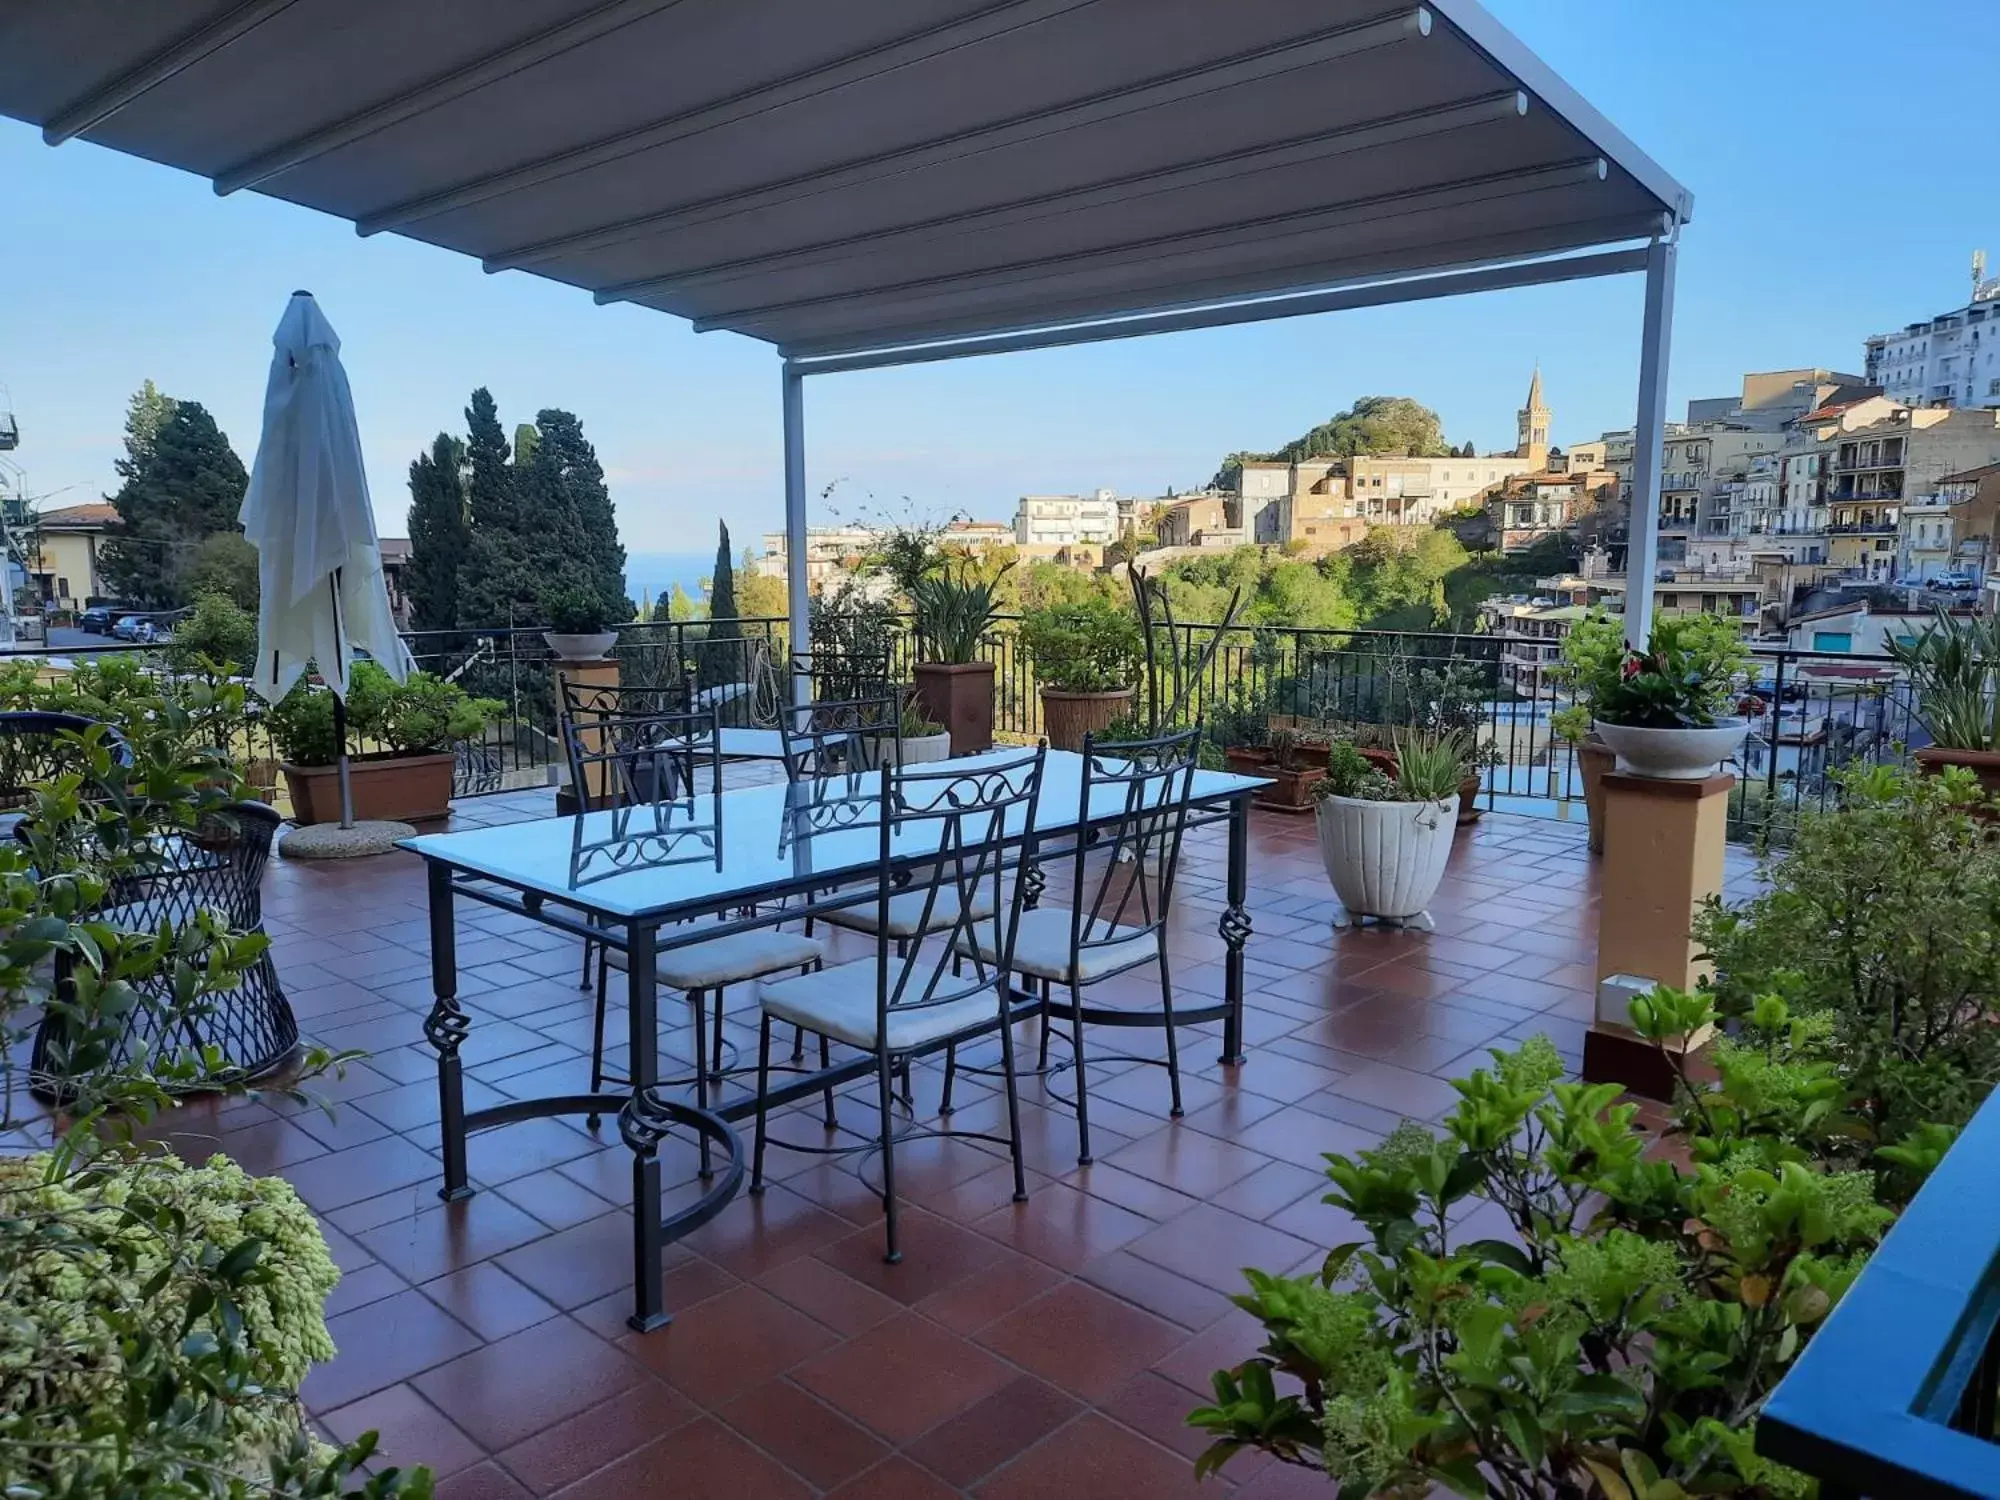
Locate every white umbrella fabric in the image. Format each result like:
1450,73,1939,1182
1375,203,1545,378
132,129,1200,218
241,290,413,829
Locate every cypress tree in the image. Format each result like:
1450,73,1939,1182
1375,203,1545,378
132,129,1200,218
525,408,627,616
456,388,543,626
405,433,469,630
699,522,742,687
99,397,248,608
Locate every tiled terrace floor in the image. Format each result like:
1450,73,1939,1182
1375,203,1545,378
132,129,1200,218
113,785,1756,1498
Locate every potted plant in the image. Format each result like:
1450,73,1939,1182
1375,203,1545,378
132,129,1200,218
1884,608,2000,797
1019,597,1144,751
890,694,952,764
541,582,620,663
1404,660,1500,826
1592,615,1753,780
908,560,1009,754
268,660,502,824
1313,732,1465,928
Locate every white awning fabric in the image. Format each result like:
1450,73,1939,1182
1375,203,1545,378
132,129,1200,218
0,1,1689,360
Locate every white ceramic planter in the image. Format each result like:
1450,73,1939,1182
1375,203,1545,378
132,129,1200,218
892,732,953,765
1592,718,1748,780
543,630,619,662
1314,794,1457,927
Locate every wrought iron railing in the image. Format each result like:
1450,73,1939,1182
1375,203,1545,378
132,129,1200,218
2,619,1929,844
1758,1084,2000,1497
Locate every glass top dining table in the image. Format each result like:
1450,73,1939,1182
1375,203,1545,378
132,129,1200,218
399,748,1264,1331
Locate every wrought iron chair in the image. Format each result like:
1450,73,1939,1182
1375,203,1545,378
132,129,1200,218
29,798,298,1101
556,693,825,1136
948,725,1201,1165
0,710,131,811
752,746,1047,1261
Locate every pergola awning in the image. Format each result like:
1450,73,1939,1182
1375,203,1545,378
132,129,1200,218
0,0,1687,362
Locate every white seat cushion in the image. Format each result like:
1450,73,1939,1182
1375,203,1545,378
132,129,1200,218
816,886,993,939
653,928,827,991
953,907,1159,984
759,959,1004,1051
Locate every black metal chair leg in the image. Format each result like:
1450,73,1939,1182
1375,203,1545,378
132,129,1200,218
1068,980,1093,1165
939,1042,958,1116
710,985,727,1085
792,1022,805,1063
750,1013,773,1194
819,1034,837,1128
996,1010,1029,1203
1036,977,1052,1070
586,942,611,1129
877,1048,901,1263
691,987,712,1180
578,935,594,991
1158,945,1184,1119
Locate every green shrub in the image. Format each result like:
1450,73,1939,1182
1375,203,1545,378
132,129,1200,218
1697,762,2000,1149
1019,598,1143,693
266,660,502,765
540,580,614,635
163,590,259,676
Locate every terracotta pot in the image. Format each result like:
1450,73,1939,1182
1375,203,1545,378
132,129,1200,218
282,751,454,825
1359,747,1399,777
913,660,995,756
1221,747,1324,811
1914,746,2000,802
1456,771,1484,826
1039,687,1134,752
1577,737,1615,854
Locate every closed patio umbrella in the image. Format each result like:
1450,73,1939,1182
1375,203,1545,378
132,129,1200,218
242,290,413,836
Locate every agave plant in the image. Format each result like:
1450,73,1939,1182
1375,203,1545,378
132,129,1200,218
908,561,1011,665
1884,608,2000,751
1394,729,1473,801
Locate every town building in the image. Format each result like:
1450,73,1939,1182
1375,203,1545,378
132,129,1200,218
1013,489,1119,548
378,537,411,627
1156,495,1238,549
756,525,880,590
1938,463,2000,592
1517,365,1551,469
1863,257,2000,410
24,500,115,610
1486,469,1616,553
1826,408,2000,580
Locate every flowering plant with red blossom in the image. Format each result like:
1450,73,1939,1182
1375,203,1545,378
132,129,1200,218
1594,618,1751,730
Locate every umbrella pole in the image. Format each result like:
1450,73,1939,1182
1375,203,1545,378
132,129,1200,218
334,692,355,830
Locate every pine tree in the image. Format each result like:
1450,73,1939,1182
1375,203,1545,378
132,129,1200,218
99,397,248,608
405,433,469,630
699,522,742,687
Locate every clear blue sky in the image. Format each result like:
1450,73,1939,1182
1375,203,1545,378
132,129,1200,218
0,0,1990,554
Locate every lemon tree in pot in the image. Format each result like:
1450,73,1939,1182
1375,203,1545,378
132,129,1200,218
908,560,1009,754
1592,615,1752,780
541,581,620,663
1020,597,1143,751
1314,732,1466,930
269,660,502,824
1884,608,2000,797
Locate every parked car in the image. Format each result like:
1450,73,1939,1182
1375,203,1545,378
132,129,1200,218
111,614,153,641
80,602,135,634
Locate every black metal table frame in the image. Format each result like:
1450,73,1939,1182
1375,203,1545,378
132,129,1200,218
416,787,1255,1332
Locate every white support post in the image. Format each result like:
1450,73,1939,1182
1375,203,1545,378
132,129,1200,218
781,364,810,697
1624,231,1678,648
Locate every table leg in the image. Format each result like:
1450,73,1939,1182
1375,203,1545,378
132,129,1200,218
423,863,473,1202
1219,794,1251,1066
1020,833,1044,911
618,922,671,1333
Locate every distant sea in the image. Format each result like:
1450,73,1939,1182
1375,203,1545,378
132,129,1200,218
623,550,716,614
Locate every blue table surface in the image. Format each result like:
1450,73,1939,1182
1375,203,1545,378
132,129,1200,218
401,749,1261,920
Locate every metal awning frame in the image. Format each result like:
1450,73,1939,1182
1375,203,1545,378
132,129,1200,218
778,226,1681,659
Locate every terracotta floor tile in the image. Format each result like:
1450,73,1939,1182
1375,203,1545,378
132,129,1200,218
1151,1304,1272,1395
972,1181,1157,1271
414,1317,647,1452
826,1456,964,1500
814,1206,1014,1304
1063,1160,1203,1223
1101,1370,1226,1464
755,1253,905,1336
917,1252,1065,1335
793,1311,1015,1445
1097,1127,1274,1201
1123,1203,1318,1297
1326,1060,1469,1119
495,1378,696,1495
620,1283,837,1405
975,1411,1209,1500
1076,1250,1232,1331
976,1281,1185,1401
494,1167,616,1231
1208,1159,1331,1221
321,1260,408,1319
685,1182,862,1277
1228,1104,1385,1171
435,1461,534,1500
306,1288,484,1411
902,1375,1081,1489
318,1382,485,1480
493,1211,637,1311
359,1193,554,1284
283,1134,446,1213
420,1262,561,1343
718,1378,889,1489
551,1417,809,1500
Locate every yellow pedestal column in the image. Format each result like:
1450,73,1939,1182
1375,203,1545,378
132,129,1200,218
1585,770,1731,1098
554,659,621,812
